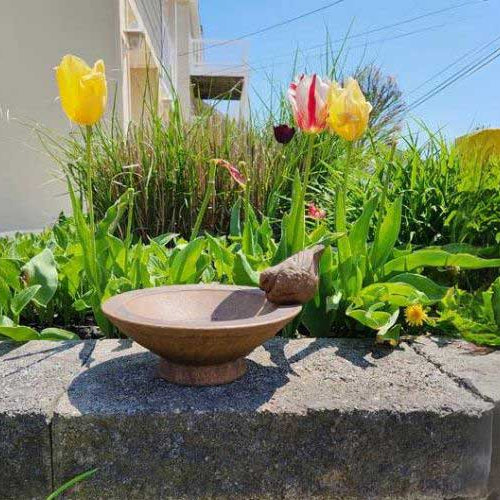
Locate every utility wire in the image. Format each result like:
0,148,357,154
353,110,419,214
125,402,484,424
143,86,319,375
407,33,500,95
241,0,485,70
178,0,345,56
200,0,486,77
407,43,500,111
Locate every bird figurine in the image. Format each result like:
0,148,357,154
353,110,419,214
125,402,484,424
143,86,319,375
259,245,325,305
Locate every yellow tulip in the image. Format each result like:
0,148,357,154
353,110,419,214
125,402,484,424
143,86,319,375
326,77,372,141
55,55,107,126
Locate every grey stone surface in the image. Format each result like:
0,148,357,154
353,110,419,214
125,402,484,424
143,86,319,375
0,340,95,499
413,336,500,499
52,338,494,499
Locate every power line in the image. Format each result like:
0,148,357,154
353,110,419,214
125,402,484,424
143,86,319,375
407,43,500,111
179,0,345,56
243,0,485,70
200,0,486,77
250,24,447,74
407,33,500,95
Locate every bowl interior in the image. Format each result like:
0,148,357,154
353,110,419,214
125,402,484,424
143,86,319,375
103,286,301,328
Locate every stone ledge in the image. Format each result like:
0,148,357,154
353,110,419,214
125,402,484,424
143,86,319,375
412,337,500,498
0,337,497,499
0,341,95,499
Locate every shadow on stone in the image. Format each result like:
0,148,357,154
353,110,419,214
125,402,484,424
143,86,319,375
334,339,394,369
1,341,85,378
66,350,291,415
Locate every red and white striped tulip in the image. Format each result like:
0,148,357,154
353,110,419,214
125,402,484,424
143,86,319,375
288,74,331,134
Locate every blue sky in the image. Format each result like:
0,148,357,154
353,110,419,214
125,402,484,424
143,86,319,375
199,0,500,139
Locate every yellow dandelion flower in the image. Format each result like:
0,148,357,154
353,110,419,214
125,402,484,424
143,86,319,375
404,304,428,327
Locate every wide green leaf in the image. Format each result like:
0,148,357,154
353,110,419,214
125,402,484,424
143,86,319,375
383,249,500,275
0,325,40,341
387,273,449,302
11,285,42,318
491,278,500,328
232,250,259,286
371,196,402,271
21,249,58,307
170,238,205,284
349,196,377,256
38,327,79,341
286,169,306,256
230,198,242,237
0,258,21,291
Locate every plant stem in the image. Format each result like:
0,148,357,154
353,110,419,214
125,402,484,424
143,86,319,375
85,126,95,233
302,133,315,203
124,174,134,274
336,141,353,235
190,161,217,241
85,126,100,296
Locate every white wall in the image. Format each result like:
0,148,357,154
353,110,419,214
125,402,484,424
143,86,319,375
0,0,122,231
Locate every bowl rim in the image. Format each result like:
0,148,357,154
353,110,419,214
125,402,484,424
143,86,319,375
102,284,302,331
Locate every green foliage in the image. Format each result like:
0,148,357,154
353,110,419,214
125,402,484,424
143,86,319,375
46,468,98,500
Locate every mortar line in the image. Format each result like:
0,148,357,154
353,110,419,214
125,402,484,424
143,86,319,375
410,342,494,404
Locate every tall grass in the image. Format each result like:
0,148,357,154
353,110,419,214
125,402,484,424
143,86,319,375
37,61,499,250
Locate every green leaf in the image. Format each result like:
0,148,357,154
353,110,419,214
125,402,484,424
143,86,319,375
371,196,402,271
206,235,234,279
151,233,178,247
491,278,500,328
0,279,11,313
272,213,289,266
230,198,242,237
286,169,306,256
0,258,21,291
349,196,377,256
47,468,98,500
39,328,79,341
11,285,42,318
96,188,134,240
170,238,205,284
383,250,500,276
0,325,40,341
376,323,401,347
21,249,58,307
242,204,257,257
0,316,14,326
358,282,429,307
387,273,449,302
232,250,259,286
347,307,392,330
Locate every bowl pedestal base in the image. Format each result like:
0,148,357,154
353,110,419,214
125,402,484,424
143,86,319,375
158,357,247,386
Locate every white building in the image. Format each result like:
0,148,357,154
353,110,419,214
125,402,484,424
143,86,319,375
0,0,249,232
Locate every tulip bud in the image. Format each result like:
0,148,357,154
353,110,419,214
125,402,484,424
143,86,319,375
326,77,372,141
307,203,326,220
213,159,246,187
288,74,331,133
55,55,107,126
273,124,296,144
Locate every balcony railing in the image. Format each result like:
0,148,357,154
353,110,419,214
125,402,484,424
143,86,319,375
189,38,249,77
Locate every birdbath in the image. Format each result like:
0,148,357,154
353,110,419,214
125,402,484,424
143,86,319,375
102,246,324,386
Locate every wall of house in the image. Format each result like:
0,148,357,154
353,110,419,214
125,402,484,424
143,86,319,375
0,0,122,232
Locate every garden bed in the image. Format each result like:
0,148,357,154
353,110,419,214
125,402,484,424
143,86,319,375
1,336,498,499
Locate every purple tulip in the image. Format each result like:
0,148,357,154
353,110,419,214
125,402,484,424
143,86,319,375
273,124,296,144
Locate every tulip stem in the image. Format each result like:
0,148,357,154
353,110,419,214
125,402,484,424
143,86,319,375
335,141,354,267
302,134,315,202
190,161,217,241
84,125,100,295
